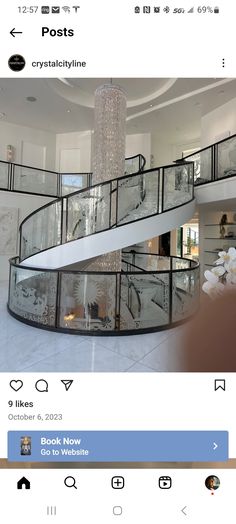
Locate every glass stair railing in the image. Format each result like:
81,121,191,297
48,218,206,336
8,252,199,334
18,162,194,262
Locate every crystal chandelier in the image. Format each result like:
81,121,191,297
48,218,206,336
88,83,127,272
93,83,127,184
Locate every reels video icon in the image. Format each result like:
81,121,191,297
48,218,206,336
159,476,172,489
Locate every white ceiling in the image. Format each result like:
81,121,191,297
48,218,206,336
0,78,236,146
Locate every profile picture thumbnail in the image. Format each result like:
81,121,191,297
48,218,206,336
205,475,220,491
20,436,31,456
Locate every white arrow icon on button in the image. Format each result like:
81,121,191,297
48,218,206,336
213,442,218,450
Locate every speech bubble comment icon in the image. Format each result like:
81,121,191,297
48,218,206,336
35,379,49,393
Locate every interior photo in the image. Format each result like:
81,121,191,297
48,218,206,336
1,77,236,372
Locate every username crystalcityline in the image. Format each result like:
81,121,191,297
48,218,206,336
32,59,86,69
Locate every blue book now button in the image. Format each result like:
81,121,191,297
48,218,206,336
8,430,229,462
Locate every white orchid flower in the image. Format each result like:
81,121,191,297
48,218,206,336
204,270,219,283
203,247,236,297
225,259,236,285
202,280,225,297
215,247,236,266
202,270,224,297
211,266,226,277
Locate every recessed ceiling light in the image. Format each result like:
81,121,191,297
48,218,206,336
67,109,71,113
149,104,153,107
0,112,6,119
26,96,37,102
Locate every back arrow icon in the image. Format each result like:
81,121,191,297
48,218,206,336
181,506,187,516
10,28,23,37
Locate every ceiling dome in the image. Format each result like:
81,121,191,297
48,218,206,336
47,78,177,109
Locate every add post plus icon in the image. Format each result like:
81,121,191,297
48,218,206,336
112,476,125,489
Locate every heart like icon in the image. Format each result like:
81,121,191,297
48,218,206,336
10,380,23,392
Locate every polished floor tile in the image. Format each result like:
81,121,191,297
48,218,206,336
139,330,186,372
22,340,137,372
0,281,188,372
93,330,170,360
125,362,154,372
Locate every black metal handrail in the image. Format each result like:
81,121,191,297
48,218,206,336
122,250,197,270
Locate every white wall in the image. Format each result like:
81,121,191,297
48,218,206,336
0,191,53,280
151,134,200,167
55,131,92,173
151,135,175,166
201,97,236,147
0,121,56,170
55,131,151,173
126,133,151,168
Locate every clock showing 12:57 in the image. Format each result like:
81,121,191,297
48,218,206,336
18,6,39,14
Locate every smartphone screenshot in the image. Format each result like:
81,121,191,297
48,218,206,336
0,0,236,521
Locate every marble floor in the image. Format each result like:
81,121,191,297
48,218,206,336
0,281,188,373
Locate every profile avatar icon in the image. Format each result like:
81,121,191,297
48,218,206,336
20,436,31,456
205,475,220,491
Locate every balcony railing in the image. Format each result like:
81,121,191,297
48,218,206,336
181,133,236,186
0,153,146,198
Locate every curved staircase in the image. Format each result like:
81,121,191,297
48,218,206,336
4,133,236,334
4,154,200,335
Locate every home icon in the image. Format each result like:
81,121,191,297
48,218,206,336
17,477,31,490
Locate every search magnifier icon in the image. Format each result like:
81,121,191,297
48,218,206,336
64,476,77,489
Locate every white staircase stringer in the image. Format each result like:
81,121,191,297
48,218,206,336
21,199,196,270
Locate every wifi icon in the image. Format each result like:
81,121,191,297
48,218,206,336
188,7,194,13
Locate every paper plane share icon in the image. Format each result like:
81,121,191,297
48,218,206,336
61,380,74,391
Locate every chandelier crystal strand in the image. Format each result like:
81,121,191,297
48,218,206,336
90,84,127,271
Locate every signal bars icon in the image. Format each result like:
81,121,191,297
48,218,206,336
188,7,194,13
